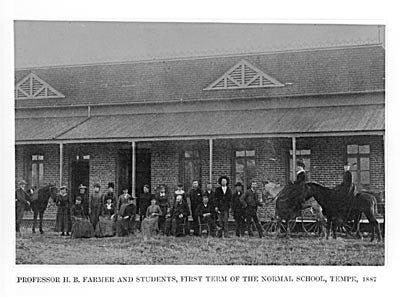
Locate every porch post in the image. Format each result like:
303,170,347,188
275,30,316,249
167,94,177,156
291,136,296,182
59,142,63,187
209,138,213,183
131,141,136,197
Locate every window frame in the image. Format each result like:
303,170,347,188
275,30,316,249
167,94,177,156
346,144,371,190
233,149,256,189
30,154,44,189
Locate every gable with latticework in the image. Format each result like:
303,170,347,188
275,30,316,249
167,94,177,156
15,73,65,99
205,59,284,90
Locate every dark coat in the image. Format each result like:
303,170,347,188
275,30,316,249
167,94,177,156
231,191,244,214
204,190,217,208
172,201,189,219
139,192,153,215
102,192,117,205
102,203,115,217
15,187,31,210
240,189,262,208
215,186,232,211
121,203,136,218
55,193,72,232
195,202,215,218
295,170,306,184
156,193,169,216
188,188,203,213
71,204,86,218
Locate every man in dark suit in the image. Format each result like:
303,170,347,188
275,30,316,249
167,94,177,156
214,176,232,238
188,180,202,236
171,195,190,236
240,181,263,238
15,180,31,232
195,195,216,236
231,182,245,237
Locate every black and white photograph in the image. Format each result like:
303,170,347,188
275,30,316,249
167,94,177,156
13,21,385,266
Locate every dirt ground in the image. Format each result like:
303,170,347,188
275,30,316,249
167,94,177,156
15,227,384,265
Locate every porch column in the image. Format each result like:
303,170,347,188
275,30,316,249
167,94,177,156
59,142,63,187
131,141,136,197
291,136,296,182
209,138,213,183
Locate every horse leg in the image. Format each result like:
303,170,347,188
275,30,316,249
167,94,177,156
332,218,337,240
365,208,381,242
354,212,363,240
275,218,281,238
32,211,37,233
326,217,331,240
39,211,44,234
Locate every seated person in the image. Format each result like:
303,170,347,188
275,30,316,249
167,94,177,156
70,196,94,238
141,197,162,240
195,195,217,236
171,195,190,237
95,197,116,237
115,196,136,237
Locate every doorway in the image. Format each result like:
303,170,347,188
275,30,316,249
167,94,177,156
118,148,151,197
71,160,90,198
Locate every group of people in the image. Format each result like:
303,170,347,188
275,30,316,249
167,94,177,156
16,160,355,239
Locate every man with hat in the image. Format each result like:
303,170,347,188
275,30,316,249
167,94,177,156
76,184,89,217
231,181,245,237
294,160,307,184
214,175,232,238
335,163,356,204
15,180,31,232
240,181,264,238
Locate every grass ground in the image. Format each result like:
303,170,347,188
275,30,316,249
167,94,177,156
15,227,384,265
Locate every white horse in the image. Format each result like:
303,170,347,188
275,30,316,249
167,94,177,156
263,180,326,237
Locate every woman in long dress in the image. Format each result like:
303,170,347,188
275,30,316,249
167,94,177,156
70,196,94,238
141,197,162,240
55,186,71,236
95,196,116,237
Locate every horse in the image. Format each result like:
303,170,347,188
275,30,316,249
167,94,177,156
303,182,382,242
264,180,326,237
29,184,58,234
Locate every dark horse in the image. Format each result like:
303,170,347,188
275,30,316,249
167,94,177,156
303,182,382,242
29,184,58,234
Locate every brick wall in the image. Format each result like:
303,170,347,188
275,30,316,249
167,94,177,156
16,135,384,222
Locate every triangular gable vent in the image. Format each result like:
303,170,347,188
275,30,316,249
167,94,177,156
204,59,284,90
15,73,65,100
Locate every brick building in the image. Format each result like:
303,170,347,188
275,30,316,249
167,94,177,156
15,44,385,220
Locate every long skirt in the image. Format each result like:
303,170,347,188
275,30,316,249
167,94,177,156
95,216,115,237
71,217,94,238
115,217,135,237
55,206,71,232
141,217,159,240
90,206,102,229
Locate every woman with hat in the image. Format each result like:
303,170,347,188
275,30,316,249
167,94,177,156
76,184,89,217
214,175,232,238
71,196,94,238
102,182,117,205
89,183,103,229
15,180,31,233
55,185,72,236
